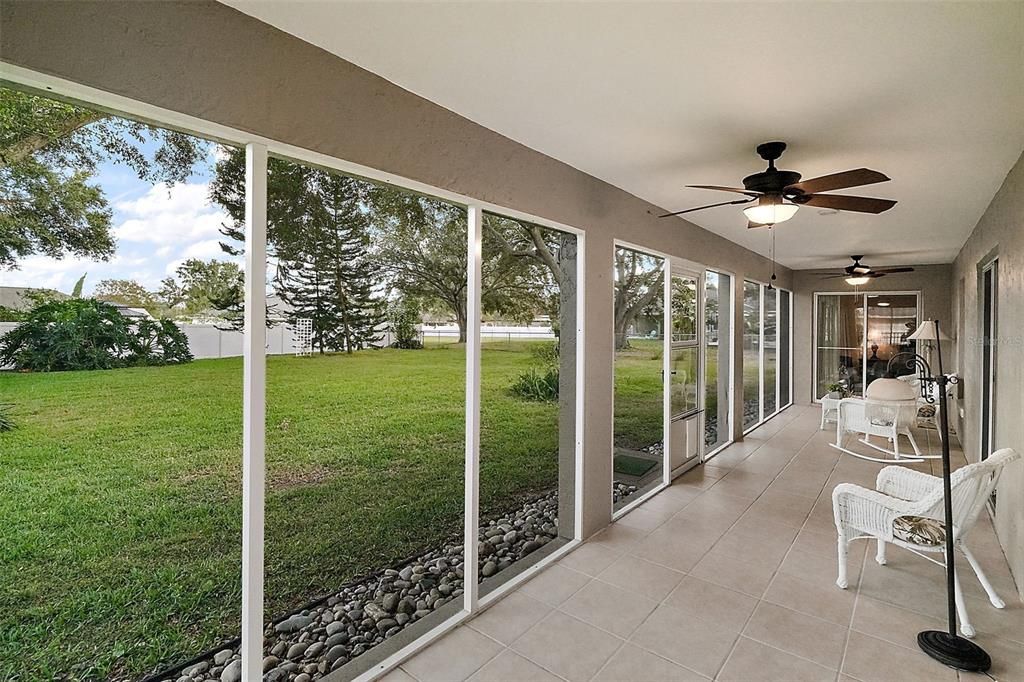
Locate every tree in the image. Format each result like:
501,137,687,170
0,87,206,270
386,296,423,349
93,278,158,313
277,171,382,353
368,188,549,342
210,149,549,343
169,259,243,315
209,147,312,264
614,249,664,350
70,273,87,298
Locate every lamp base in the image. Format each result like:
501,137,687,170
917,630,991,672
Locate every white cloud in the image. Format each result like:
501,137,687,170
113,182,234,246
7,178,246,296
0,255,96,293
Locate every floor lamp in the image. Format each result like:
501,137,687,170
906,319,991,672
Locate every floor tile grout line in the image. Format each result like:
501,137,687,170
521,608,631,679
837,532,871,679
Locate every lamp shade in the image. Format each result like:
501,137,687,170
743,198,798,225
908,319,951,341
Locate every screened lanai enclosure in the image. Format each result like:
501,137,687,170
1,42,793,682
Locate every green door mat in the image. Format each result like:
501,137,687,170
614,453,659,477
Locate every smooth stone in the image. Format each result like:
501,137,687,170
183,662,208,677
364,603,388,621
286,642,309,660
219,660,241,682
275,614,314,633
213,649,233,666
262,656,280,673
381,593,399,612
326,621,346,636
325,632,349,648
305,642,324,658
325,644,349,665
481,561,497,577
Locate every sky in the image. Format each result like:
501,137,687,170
0,136,244,297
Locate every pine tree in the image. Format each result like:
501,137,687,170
277,168,383,353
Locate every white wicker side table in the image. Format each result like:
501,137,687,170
820,394,841,429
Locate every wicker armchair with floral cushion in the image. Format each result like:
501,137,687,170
832,448,1019,638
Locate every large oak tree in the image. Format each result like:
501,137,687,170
0,87,205,270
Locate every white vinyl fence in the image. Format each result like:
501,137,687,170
0,322,298,365
0,321,557,368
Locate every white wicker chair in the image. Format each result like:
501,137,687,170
832,448,1019,637
830,378,929,462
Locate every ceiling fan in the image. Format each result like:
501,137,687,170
659,141,897,228
820,255,914,285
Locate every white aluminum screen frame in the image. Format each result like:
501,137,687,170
703,268,736,460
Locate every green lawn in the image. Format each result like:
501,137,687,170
0,343,565,681
613,338,718,450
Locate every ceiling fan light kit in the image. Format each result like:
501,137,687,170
823,256,915,287
743,195,799,225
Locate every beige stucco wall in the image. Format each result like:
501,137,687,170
0,0,792,538
792,265,953,405
951,150,1024,599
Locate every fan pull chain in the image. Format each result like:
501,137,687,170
768,226,777,289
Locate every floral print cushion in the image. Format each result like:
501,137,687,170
893,515,946,546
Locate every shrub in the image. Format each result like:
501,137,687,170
0,298,192,372
509,366,559,402
529,341,559,368
387,298,423,349
0,305,25,322
125,319,194,366
0,404,14,432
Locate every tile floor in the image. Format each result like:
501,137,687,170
387,405,1024,682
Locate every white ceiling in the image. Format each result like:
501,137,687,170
226,1,1024,269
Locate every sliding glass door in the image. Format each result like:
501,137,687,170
814,292,919,400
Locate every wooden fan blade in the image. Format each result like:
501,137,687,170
786,168,890,195
798,194,897,214
820,273,851,279
686,184,762,196
747,221,770,229
658,197,754,218
872,267,915,274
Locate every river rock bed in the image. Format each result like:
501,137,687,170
165,492,559,682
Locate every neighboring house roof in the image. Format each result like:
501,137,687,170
99,301,154,320
0,286,68,310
